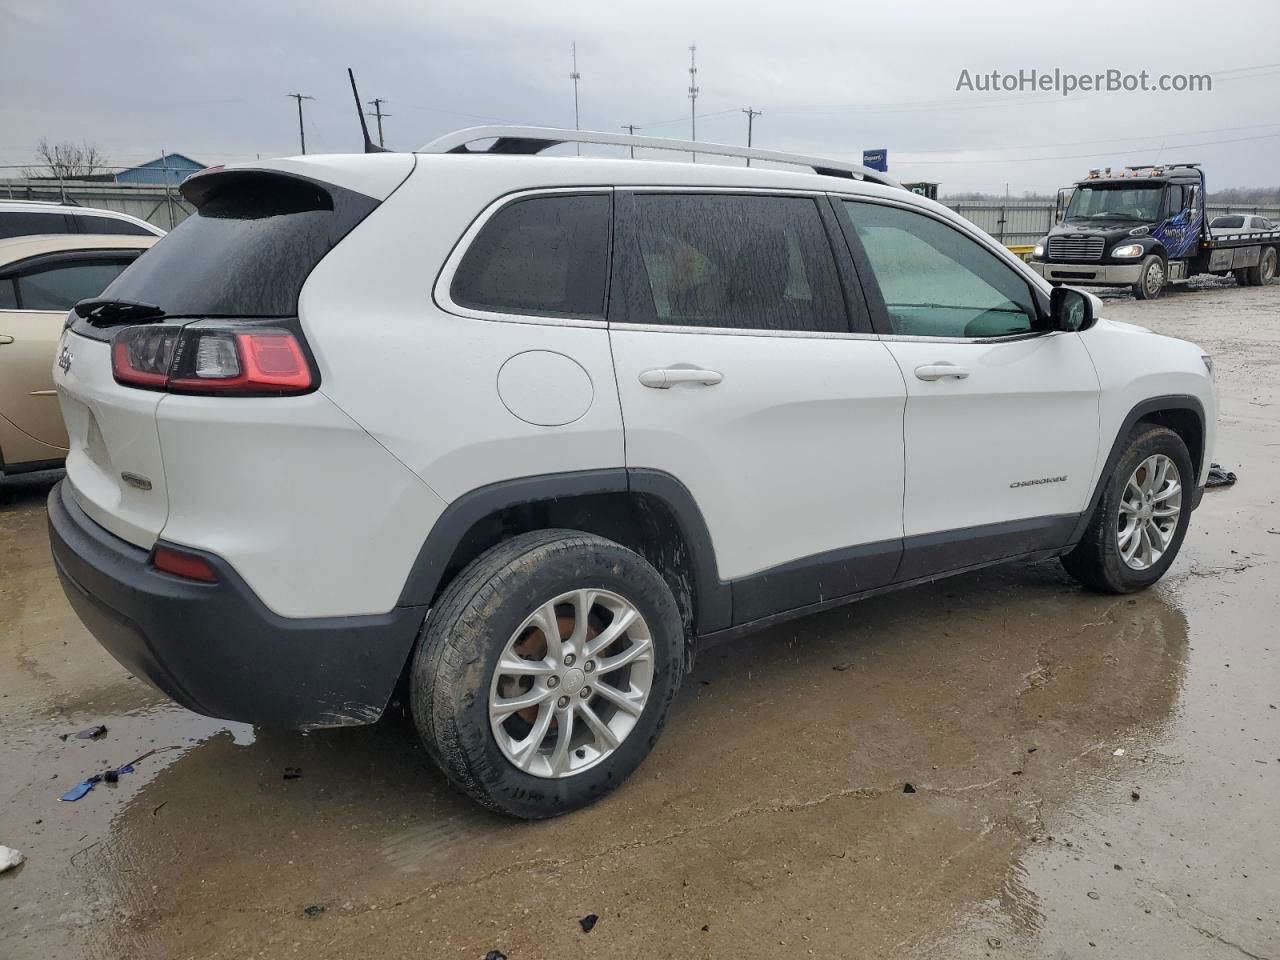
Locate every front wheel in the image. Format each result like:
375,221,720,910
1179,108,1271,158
1061,424,1193,593
1132,255,1165,300
410,530,684,818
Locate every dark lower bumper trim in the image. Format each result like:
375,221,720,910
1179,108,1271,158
48,480,424,728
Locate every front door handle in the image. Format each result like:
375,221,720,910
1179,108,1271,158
0,335,14,345
639,367,724,389
914,362,970,381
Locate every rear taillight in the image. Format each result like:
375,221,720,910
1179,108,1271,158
151,545,218,582
112,323,315,396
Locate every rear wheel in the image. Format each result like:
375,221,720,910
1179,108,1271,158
410,530,684,818
1244,246,1277,286
1132,255,1165,300
1061,424,1193,593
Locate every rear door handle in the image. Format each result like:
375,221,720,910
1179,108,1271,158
0,335,14,345
914,362,970,381
639,367,724,389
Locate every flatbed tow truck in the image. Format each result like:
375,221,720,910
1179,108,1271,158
1028,162,1279,299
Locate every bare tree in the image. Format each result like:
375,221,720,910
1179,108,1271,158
26,139,107,180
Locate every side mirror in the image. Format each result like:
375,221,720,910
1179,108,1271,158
1050,285,1097,332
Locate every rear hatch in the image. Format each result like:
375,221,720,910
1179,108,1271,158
54,155,414,548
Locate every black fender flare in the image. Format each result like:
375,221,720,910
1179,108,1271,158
396,467,732,634
1067,394,1206,546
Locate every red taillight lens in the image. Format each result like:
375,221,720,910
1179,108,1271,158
152,546,218,582
112,324,314,395
112,326,181,387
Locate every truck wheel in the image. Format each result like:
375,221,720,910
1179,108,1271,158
1061,424,1193,593
1245,246,1277,286
1233,268,1251,285
410,529,684,819
1132,255,1165,299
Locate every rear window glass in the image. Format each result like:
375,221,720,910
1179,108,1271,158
451,194,610,317
74,214,155,237
100,172,376,318
17,260,133,311
0,211,70,239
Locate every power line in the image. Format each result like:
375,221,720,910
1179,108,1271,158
286,92,314,155
742,107,762,165
365,98,390,148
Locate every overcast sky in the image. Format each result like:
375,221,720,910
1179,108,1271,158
3,0,1278,193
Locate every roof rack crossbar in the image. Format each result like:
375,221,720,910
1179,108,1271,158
417,126,903,189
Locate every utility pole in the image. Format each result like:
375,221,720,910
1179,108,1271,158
570,43,582,156
365,97,390,148
687,45,699,161
621,123,642,158
742,107,762,165
287,92,314,155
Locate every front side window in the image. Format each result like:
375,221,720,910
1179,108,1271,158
621,193,847,333
451,194,610,317
15,259,135,311
843,201,1039,339
1165,185,1185,216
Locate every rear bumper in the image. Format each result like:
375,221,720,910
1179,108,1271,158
1029,261,1143,285
48,480,425,729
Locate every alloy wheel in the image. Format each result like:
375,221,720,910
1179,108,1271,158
1118,454,1182,571
488,589,654,778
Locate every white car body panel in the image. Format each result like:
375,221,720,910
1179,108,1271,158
610,328,907,579
882,332,1100,536
155,391,446,618
55,332,170,547
1078,318,1215,489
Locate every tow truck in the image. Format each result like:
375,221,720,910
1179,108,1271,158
1028,162,1279,299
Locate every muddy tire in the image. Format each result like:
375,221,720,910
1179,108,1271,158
1132,255,1165,300
1244,246,1277,286
1061,424,1194,593
410,529,684,819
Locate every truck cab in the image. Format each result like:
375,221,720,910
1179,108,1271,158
1029,164,1205,299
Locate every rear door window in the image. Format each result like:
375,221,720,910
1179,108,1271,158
0,211,71,239
616,193,848,333
451,194,610,318
15,259,135,311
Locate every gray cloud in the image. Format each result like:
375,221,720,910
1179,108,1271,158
3,0,1277,192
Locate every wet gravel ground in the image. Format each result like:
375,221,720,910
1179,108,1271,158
1,280,1278,959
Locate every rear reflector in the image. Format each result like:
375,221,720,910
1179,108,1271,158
151,546,218,583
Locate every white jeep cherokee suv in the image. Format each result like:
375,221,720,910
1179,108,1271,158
48,128,1216,818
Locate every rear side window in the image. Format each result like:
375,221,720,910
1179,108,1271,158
620,194,847,333
0,211,71,239
101,171,377,318
451,194,610,317
1213,216,1244,229
73,214,155,237
15,260,134,311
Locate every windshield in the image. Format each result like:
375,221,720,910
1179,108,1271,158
1064,184,1164,222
